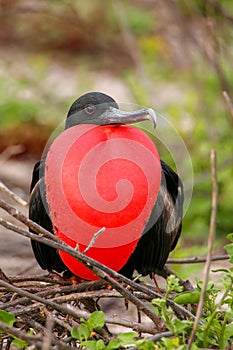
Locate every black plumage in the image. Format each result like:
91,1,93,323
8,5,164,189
29,92,183,279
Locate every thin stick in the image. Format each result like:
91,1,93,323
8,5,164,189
222,90,233,121
128,331,174,350
187,149,218,349
0,217,162,328
0,198,63,244
0,180,28,208
1,281,106,310
0,215,194,322
167,254,229,264
0,321,74,350
42,316,54,350
83,227,106,253
88,266,163,329
0,278,90,322
0,321,42,348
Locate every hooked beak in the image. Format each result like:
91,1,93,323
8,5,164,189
100,106,157,129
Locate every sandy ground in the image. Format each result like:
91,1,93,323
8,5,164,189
0,158,42,276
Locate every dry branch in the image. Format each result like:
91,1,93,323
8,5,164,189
0,173,223,348
167,254,229,264
0,180,28,208
0,198,195,321
223,90,233,122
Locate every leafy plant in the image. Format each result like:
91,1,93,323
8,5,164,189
71,310,155,349
152,244,233,349
225,233,233,263
0,310,28,349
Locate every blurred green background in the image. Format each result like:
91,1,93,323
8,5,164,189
0,0,232,273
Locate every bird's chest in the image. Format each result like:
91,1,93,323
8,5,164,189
45,124,161,279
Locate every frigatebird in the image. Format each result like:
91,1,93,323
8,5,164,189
29,92,183,280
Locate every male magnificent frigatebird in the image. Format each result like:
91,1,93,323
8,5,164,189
29,92,183,280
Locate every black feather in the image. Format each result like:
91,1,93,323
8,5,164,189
29,160,70,275
119,160,183,278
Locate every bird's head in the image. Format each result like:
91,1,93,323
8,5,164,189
65,92,156,129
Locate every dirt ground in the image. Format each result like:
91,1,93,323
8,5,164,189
0,158,42,276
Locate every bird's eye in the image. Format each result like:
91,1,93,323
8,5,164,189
84,104,96,115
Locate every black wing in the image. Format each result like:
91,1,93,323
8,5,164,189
120,160,183,278
29,160,69,274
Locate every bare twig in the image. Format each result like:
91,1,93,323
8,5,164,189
128,331,174,350
0,320,74,350
0,321,42,348
187,149,218,349
42,316,54,350
0,213,195,322
222,90,233,122
1,281,106,311
0,199,62,244
9,274,73,284
0,214,162,328
83,227,106,253
0,180,28,208
0,268,11,283
0,278,90,322
87,266,163,330
167,254,229,264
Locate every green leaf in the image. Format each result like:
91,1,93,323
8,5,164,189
173,319,192,332
173,291,200,305
135,339,156,349
117,331,138,346
0,310,16,326
12,337,28,349
226,233,233,242
82,340,98,350
95,339,105,350
71,324,90,342
225,243,233,262
160,336,181,349
222,323,233,348
151,298,165,307
167,275,183,293
105,339,121,350
87,311,105,331
71,326,79,339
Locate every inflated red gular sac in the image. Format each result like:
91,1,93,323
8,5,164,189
29,92,183,281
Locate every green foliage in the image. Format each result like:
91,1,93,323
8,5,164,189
0,100,39,127
123,5,154,35
173,290,200,305
0,310,15,327
0,310,28,348
11,337,28,349
1,236,233,350
71,311,154,349
71,310,105,345
225,233,233,263
152,264,233,349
